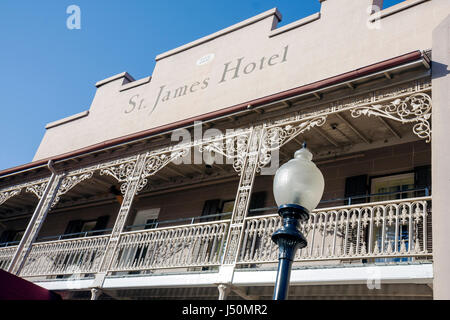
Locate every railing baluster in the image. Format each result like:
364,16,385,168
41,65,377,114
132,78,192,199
381,207,387,254
249,222,258,261
368,208,374,255
355,209,362,256
309,214,317,257
240,221,250,261
423,201,428,253
343,210,350,256
332,211,338,257
408,203,414,253
394,205,400,254
320,213,326,257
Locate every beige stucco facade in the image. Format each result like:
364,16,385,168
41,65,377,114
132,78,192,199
34,0,449,160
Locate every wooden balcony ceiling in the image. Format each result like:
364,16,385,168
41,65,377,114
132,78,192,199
0,192,38,219
277,110,420,164
54,173,120,208
0,173,119,218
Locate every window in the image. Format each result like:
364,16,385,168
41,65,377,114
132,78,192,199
0,229,24,245
201,199,221,222
248,191,266,216
202,192,267,222
63,215,109,239
370,173,415,263
344,175,368,205
220,200,235,214
144,218,158,230
414,165,431,197
371,173,414,202
80,221,97,233
130,208,160,231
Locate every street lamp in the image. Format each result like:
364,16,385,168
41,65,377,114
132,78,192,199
272,143,324,300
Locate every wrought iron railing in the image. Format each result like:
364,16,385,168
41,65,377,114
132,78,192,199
237,197,432,266
0,187,429,247
108,220,229,272
0,245,17,270
19,235,110,277
0,195,432,278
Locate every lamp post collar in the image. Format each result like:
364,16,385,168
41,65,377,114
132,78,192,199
278,204,310,222
294,145,313,161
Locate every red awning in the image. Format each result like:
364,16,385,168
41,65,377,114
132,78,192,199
0,269,62,300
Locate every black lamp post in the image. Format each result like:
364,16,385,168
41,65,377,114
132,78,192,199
271,144,324,300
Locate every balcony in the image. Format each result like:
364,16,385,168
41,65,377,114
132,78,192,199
237,196,431,267
0,195,432,281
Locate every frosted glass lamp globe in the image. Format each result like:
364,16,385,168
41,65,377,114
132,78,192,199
273,146,324,213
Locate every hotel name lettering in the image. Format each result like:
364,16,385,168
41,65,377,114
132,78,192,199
124,45,289,115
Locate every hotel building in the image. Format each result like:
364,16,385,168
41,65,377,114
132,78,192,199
0,0,449,300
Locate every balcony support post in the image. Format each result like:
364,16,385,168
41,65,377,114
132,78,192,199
7,162,65,275
217,284,231,300
96,153,147,280
221,126,264,269
90,288,102,300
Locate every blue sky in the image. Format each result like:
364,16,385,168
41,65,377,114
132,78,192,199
0,0,404,171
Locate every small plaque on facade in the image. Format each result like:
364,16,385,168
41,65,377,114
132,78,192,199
196,53,215,66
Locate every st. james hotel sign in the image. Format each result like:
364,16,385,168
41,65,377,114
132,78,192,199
124,45,289,115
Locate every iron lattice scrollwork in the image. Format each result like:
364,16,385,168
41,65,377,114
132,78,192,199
222,127,263,265
255,90,432,171
51,172,94,207
198,133,251,174
136,148,190,193
100,161,137,194
25,182,49,200
237,198,431,264
351,93,432,142
258,116,327,170
0,189,21,206
99,149,190,194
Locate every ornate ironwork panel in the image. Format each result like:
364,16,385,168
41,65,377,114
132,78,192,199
237,197,432,265
198,130,252,174
0,246,18,271
109,221,229,272
9,173,65,275
351,92,432,142
20,235,110,277
257,79,432,170
222,127,264,265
